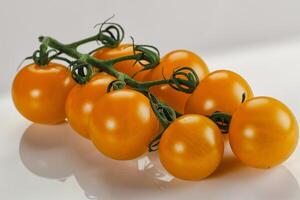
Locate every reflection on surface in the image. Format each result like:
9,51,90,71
20,123,300,200
19,123,74,179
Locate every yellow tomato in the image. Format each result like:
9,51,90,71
185,70,253,116
65,73,116,139
229,96,298,168
90,89,159,160
12,63,76,124
159,114,224,180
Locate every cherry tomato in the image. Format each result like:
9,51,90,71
93,44,148,81
159,114,224,180
229,96,298,168
65,73,115,139
146,50,209,113
12,63,76,124
185,70,253,116
89,89,159,160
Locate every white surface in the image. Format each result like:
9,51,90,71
1,0,300,199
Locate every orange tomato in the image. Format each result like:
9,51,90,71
185,70,253,116
93,44,148,81
90,89,159,160
229,96,298,168
159,114,224,180
65,73,116,139
12,63,76,124
146,50,209,113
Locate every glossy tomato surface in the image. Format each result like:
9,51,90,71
93,44,148,81
159,114,224,180
146,50,209,113
65,73,115,138
185,70,253,116
229,96,298,168
12,63,76,124
90,89,159,160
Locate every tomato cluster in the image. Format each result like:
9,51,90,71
12,34,298,182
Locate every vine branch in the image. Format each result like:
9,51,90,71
34,22,200,152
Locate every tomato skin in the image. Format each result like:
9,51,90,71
93,44,148,81
90,89,159,160
65,73,115,139
185,70,253,116
159,114,224,180
146,50,209,113
229,96,298,168
12,63,76,124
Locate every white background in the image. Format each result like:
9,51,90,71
1,0,300,199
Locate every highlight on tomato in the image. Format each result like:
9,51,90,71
93,44,149,81
65,73,116,139
12,63,76,124
158,114,224,180
145,50,209,113
229,96,299,168
185,70,253,116
89,89,160,160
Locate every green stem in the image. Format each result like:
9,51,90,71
39,36,81,59
67,33,115,48
140,79,170,87
38,35,179,92
68,35,99,48
109,54,143,65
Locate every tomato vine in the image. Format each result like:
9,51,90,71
27,21,225,152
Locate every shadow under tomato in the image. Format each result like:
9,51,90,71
210,139,245,178
19,123,191,199
19,123,74,180
19,123,300,200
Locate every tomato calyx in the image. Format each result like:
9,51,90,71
33,42,64,66
31,44,51,66
106,79,127,92
97,23,124,48
95,16,125,48
147,93,177,128
206,93,244,133
70,60,93,84
208,111,232,133
168,67,199,93
88,22,125,54
147,93,178,152
131,43,160,72
79,17,126,55
20,42,72,69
